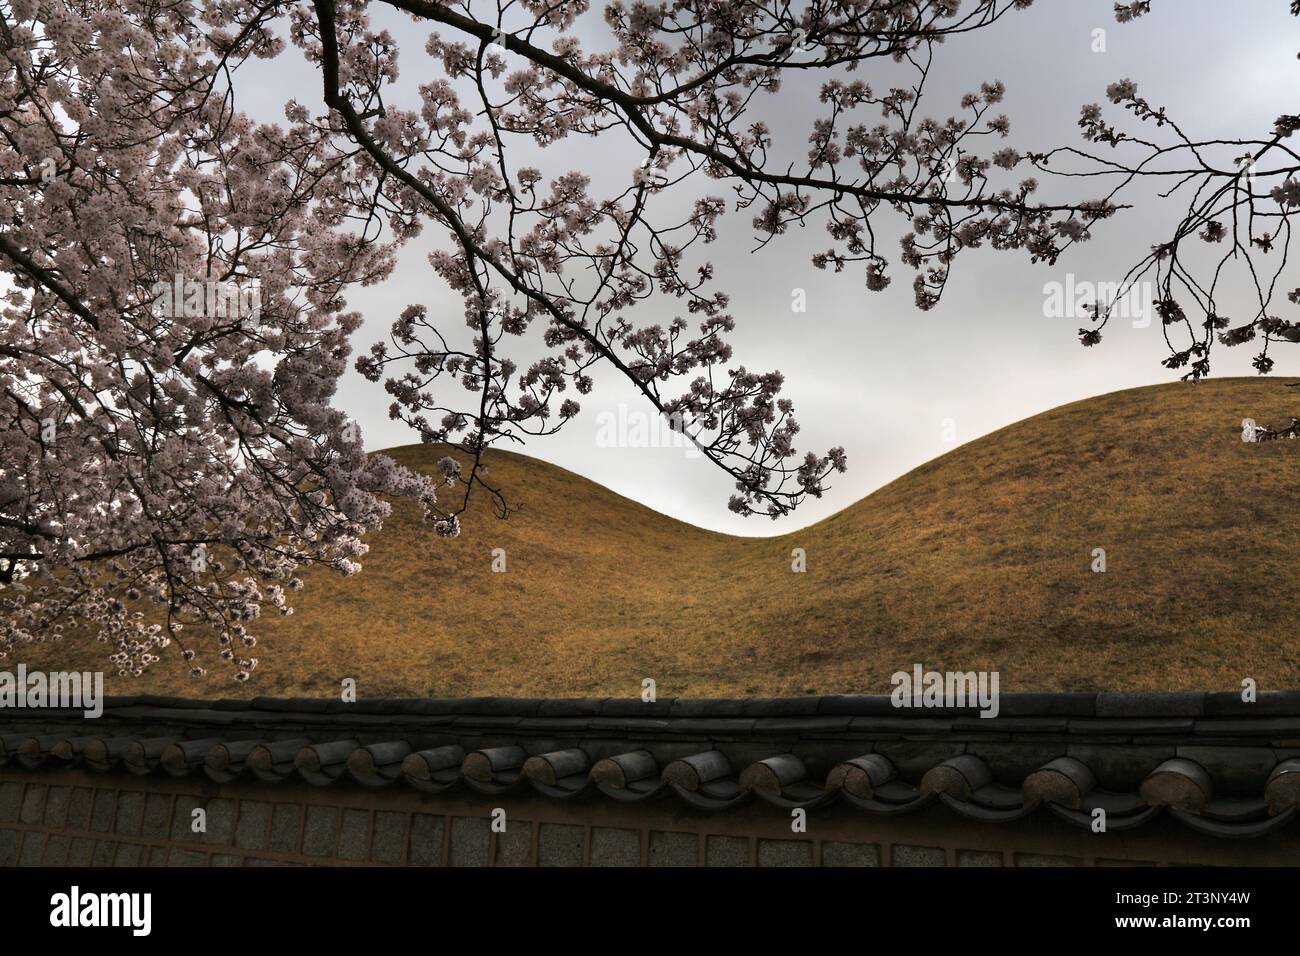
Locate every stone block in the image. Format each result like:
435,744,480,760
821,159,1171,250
892,844,946,867
234,801,272,851
20,784,47,825
590,827,639,867
0,783,23,823
66,788,94,830
448,816,489,867
302,806,339,857
67,837,93,865
757,839,814,867
170,794,203,843
822,841,880,866
113,843,144,867
167,847,208,867
956,849,1002,867
270,803,301,853
201,798,236,846
44,786,71,829
1015,852,1080,867
90,790,117,833
142,793,171,838
338,809,369,861
495,820,532,866
706,835,748,867
20,831,44,866
114,792,145,836
537,822,582,867
41,834,70,865
91,839,115,866
648,830,696,867
409,814,444,867
0,828,17,865
371,811,407,865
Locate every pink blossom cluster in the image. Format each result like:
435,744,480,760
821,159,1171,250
0,0,436,678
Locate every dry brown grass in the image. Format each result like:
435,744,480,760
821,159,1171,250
19,377,1300,697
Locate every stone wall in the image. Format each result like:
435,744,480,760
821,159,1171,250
3,766,1295,866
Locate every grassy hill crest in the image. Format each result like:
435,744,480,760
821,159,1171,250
23,377,1300,697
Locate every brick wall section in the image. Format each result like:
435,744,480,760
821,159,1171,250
3,767,1297,866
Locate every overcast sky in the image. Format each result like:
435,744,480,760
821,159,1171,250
240,0,1299,535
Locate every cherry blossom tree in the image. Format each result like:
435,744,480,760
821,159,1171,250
1,0,1292,680
0,0,439,679
1051,1,1300,379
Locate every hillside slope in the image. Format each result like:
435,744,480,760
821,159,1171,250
23,378,1300,696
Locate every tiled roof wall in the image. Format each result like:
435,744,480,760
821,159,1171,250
9,767,1293,866
4,692,1300,841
